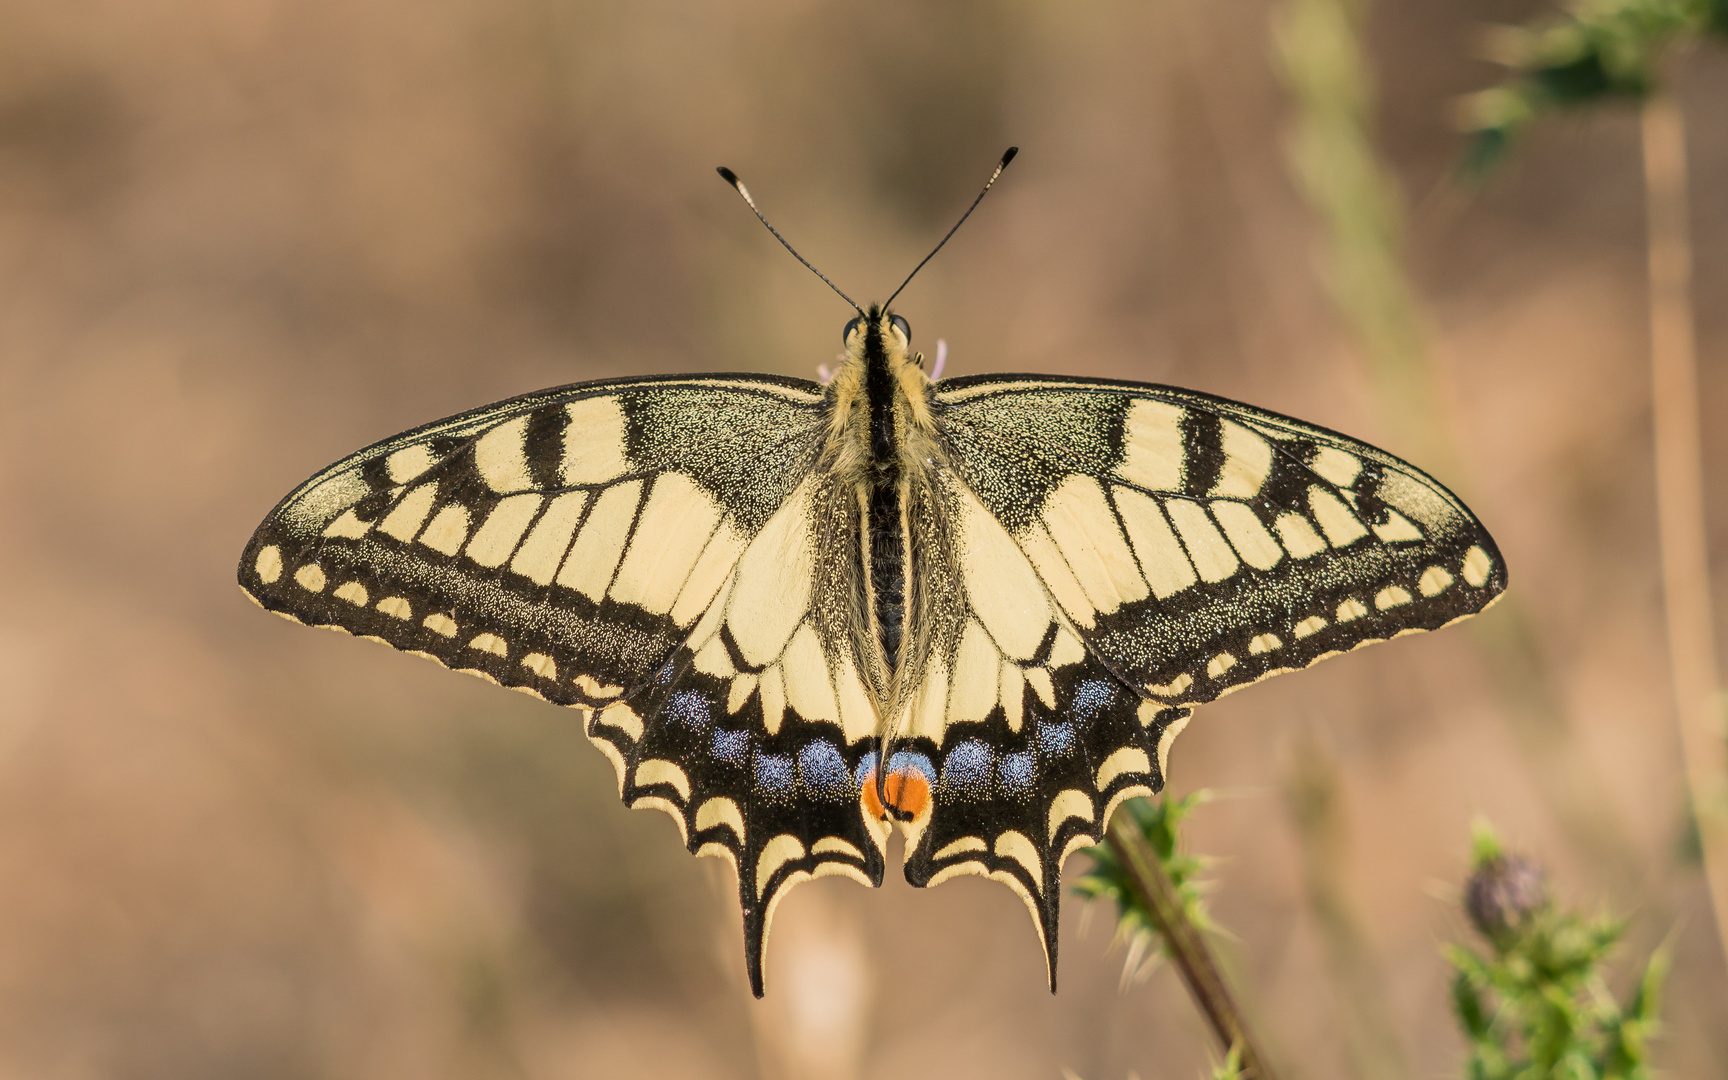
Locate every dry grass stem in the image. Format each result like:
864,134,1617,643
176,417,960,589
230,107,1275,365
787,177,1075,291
1275,0,1648,888
1641,90,1728,971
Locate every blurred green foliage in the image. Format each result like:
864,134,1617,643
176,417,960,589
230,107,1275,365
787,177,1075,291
1460,0,1728,173
1447,824,1669,1080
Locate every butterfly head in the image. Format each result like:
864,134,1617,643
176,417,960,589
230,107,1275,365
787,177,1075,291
840,304,931,380
821,304,934,473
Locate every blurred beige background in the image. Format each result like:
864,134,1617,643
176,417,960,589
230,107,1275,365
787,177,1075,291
2,0,1725,1077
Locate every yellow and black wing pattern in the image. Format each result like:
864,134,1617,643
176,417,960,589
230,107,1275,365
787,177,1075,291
238,374,891,995
241,363,1506,996
882,374,1505,981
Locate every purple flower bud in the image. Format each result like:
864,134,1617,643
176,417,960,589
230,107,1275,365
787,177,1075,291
1465,853,1547,940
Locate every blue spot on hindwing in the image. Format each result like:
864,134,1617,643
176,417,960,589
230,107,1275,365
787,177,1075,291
1037,720,1075,758
1000,752,1035,799
854,749,880,786
664,690,712,734
651,657,678,689
938,739,994,797
797,740,852,800
711,727,747,767
754,752,796,802
1072,678,1117,723
886,749,936,787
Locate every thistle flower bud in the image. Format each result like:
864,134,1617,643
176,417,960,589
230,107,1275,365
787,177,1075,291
1464,852,1547,941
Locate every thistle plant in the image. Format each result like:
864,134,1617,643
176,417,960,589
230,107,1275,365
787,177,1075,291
1446,824,1669,1080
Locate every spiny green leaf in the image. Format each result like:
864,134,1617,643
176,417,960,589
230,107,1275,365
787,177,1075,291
1072,792,1220,970
1453,968,1493,1039
1208,1044,1245,1080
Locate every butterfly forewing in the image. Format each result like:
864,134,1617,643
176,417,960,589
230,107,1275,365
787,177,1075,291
244,376,822,700
933,375,1506,706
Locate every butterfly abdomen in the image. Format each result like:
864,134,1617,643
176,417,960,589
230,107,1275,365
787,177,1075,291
863,312,909,673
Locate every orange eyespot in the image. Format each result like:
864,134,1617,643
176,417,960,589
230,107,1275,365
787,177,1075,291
884,768,930,820
859,754,936,823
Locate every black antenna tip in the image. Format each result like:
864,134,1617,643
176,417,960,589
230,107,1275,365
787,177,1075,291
882,146,1020,308
715,161,862,313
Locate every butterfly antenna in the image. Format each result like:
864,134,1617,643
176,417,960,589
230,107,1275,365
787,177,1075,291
717,166,864,316
884,146,1018,308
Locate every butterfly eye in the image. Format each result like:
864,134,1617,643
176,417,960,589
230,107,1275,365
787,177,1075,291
890,315,911,343
842,316,863,345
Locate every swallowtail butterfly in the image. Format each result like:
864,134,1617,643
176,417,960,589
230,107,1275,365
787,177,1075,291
239,150,1505,995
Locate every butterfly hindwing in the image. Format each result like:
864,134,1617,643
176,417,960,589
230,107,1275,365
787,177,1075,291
240,374,889,995
885,469,1189,986
618,470,888,995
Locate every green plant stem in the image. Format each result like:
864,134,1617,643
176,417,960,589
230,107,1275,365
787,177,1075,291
1105,814,1279,1080
1642,89,1728,966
